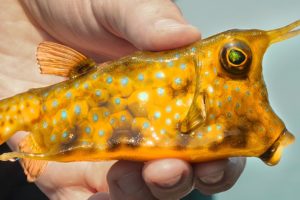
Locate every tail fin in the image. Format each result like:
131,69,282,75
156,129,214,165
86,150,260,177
0,92,41,144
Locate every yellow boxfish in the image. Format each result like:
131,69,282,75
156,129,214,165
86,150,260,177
0,21,299,181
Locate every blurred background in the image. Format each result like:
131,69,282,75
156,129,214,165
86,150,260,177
176,0,300,200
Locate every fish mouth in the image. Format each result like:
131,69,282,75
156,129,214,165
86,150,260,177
260,128,295,166
267,20,300,44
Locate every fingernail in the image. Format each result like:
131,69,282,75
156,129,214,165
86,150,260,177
155,174,182,188
200,171,224,185
154,19,189,30
117,172,144,195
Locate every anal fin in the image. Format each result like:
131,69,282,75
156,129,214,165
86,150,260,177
37,41,95,79
18,135,47,182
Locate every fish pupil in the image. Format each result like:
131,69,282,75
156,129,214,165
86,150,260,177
228,49,245,65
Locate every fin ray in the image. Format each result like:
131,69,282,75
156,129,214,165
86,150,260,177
37,41,95,79
18,135,48,182
178,55,206,133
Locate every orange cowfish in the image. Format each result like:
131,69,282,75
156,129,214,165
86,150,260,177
0,21,299,181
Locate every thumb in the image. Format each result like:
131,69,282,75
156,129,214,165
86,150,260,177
21,0,200,59
91,0,201,50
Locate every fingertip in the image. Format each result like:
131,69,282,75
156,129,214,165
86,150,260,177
114,0,201,51
143,159,194,199
137,20,201,51
195,158,246,195
107,161,154,200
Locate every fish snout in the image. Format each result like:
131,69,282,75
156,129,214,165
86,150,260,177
260,128,295,166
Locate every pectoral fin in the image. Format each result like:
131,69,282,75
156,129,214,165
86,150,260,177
178,93,206,133
178,55,206,133
37,41,95,79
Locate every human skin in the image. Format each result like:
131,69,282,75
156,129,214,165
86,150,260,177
0,0,246,199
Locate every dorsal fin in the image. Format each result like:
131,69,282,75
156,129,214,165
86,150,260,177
37,41,96,79
18,134,47,182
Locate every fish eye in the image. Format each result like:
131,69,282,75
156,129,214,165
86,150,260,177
220,40,252,76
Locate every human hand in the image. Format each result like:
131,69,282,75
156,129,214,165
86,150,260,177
1,0,246,199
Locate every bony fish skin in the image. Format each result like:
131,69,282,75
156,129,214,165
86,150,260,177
0,21,299,182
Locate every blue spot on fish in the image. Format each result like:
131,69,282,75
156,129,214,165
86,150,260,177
93,114,99,122
143,122,150,128
155,72,165,79
157,88,164,95
115,98,121,105
98,130,105,136
121,77,129,86
93,74,98,79
84,83,89,89
50,135,56,142
160,129,166,134
165,118,172,125
191,47,196,53
104,111,110,117
85,126,91,134
121,115,126,121
207,126,212,132
138,73,144,81
217,101,222,108
174,113,180,120
217,124,222,130
61,110,67,120
174,77,182,85
166,106,172,112
106,76,113,84
180,63,186,70
167,61,174,67
52,100,58,107
213,67,217,74
154,111,161,119
66,91,72,99
197,132,203,139
176,99,183,106
95,90,101,97
110,118,115,125
42,121,48,129
62,131,68,138
138,92,149,101
227,96,232,102
75,105,81,115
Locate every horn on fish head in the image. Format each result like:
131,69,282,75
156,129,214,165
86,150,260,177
195,21,299,165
